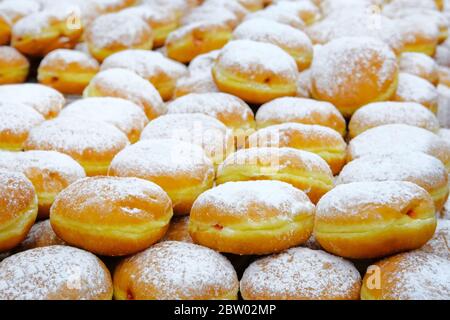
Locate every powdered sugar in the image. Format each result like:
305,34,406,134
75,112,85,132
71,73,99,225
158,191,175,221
0,102,44,135
39,49,99,71
399,52,438,83
394,73,438,108
419,219,450,259
0,170,36,219
0,46,28,64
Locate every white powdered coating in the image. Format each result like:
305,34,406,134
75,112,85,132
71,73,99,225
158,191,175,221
382,0,438,13
395,73,438,107
0,46,28,64
39,49,99,71
202,0,249,20
297,69,312,98
167,21,230,43
18,220,66,250
419,219,450,259
241,247,361,300
439,129,450,144
245,6,305,29
0,169,35,218
175,72,219,96
181,6,239,28
396,15,440,47
120,241,238,300
0,102,44,135
0,246,111,300
399,52,438,82
0,0,40,23
120,4,177,26
188,50,220,74
215,40,298,79
272,0,321,22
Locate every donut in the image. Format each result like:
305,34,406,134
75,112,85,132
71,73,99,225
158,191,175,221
348,124,450,171
85,13,153,62
244,6,305,29
188,49,220,73
0,150,86,218
216,147,334,203
296,68,312,98
0,246,113,300
201,0,249,21
0,0,40,45
113,241,239,300
59,97,148,143
418,219,450,259
0,84,65,119
212,40,298,104
83,68,165,120
0,46,29,84
310,37,399,117
23,118,130,176
0,170,37,252
271,0,321,25
396,15,440,56
439,66,450,87
0,102,44,151
348,101,440,139
248,123,347,175
399,52,439,85
361,251,450,300
100,49,187,101
319,0,380,15
255,97,346,136
337,152,449,211
94,0,137,13
15,220,66,252
37,49,99,95
109,139,214,215
161,216,193,243
50,176,173,256
314,181,437,259
174,70,219,98
232,19,313,71
166,22,232,63
166,93,255,148
189,180,315,255
240,247,361,300
140,0,191,21
181,5,241,29
393,73,439,113
140,114,235,166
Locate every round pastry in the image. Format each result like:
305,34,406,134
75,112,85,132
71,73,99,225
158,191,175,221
348,101,440,139
435,43,450,68
180,5,241,29
0,0,40,45
347,124,450,171
83,68,165,120
166,93,255,148
216,147,334,203
244,6,305,29
314,181,437,259
85,12,153,62
59,97,148,143
0,150,86,218
0,84,65,119
188,49,220,74
24,118,130,176
393,73,438,114
248,123,347,175
37,49,99,95
201,0,249,22
0,102,44,151
361,251,450,300
15,220,66,252
255,97,346,136
272,0,321,26
337,152,449,211
140,114,234,166
418,219,450,259
396,15,440,56
0,46,29,84
166,22,232,63
113,241,239,300
311,37,399,117
160,216,193,243
399,52,439,85
189,180,315,255
174,71,219,98
212,40,298,104
0,246,113,300
100,49,187,101
240,247,361,300
0,170,37,252
50,176,173,256
109,139,214,215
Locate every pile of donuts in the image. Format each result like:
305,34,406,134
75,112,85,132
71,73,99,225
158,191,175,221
0,0,450,301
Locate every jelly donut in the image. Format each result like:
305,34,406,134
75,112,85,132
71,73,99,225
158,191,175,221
83,68,165,120
109,139,214,215
166,22,232,63
201,0,249,21
314,181,437,259
311,37,399,117
24,118,129,176
85,13,153,62
0,246,113,300
248,123,347,175
50,176,173,256
59,98,148,143
240,247,361,300
271,0,321,25
189,180,315,255
0,46,29,84
16,220,66,252
0,170,37,252
232,19,313,71
244,6,305,29
0,84,65,119
399,52,439,85
393,73,439,113
38,49,99,95
100,49,187,101
140,114,234,166
161,216,193,243
255,97,346,136
0,102,44,151
337,152,449,211
216,147,334,203
347,124,450,171
348,101,440,139
396,15,440,56
418,219,450,259
113,241,239,300
0,0,40,45
212,40,298,104
361,251,450,300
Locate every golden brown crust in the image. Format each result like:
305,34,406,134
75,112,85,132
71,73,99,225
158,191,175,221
15,219,66,252
0,46,29,84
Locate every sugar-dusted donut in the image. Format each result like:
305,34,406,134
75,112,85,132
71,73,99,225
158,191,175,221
399,52,439,85
393,73,438,113
396,15,440,56
271,0,321,25
418,219,450,259
244,5,305,29
15,220,66,252
0,46,29,84
0,0,40,45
